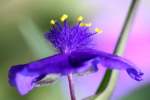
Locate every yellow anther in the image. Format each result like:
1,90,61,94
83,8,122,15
80,23,85,27
85,23,92,27
50,19,55,25
95,28,103,33
60,14,68,22
77,16,84,22
80,23,92,27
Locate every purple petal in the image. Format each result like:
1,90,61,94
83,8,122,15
8,48,143,95
8,54,69,95
8,53,98,95
15,71,38,95
69,48,143,81
26,54,72,75
9,65,40,95
9,64,25,86
126,68,143,81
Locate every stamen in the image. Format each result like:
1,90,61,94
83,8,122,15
80,23,92,27
50,19,55,25
95,28,103,33
60,14,68,22
77,16,84,22
79,23,85,27
85,23,92,27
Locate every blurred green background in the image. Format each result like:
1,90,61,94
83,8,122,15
0,0,91,100
0,0,149,100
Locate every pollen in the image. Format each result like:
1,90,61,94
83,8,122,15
85,23,92,27
50,19,55,25
95,28,103,33
80,23,92,27
77,16,84,22
60,14,68,22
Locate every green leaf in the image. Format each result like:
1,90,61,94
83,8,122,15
94,0,140,100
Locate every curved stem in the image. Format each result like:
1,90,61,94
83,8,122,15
95,0,140,99
67,74,76,100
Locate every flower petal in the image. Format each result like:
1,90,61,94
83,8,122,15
15,71,38,95
69,48,143,81
8,51,100,95
8,64,40,95
126,68,143,81
8,48,143,95
8,54,70,95
26,54,72,75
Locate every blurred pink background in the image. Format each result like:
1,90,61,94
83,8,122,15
73,0,150,100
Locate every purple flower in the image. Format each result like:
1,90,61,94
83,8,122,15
8,14,143,95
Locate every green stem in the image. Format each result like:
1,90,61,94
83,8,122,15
95,0,140,99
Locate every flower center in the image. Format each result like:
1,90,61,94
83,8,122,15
45,14,103,53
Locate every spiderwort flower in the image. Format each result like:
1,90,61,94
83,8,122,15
8,14,143,95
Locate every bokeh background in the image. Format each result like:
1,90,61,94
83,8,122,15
0,0,149,100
